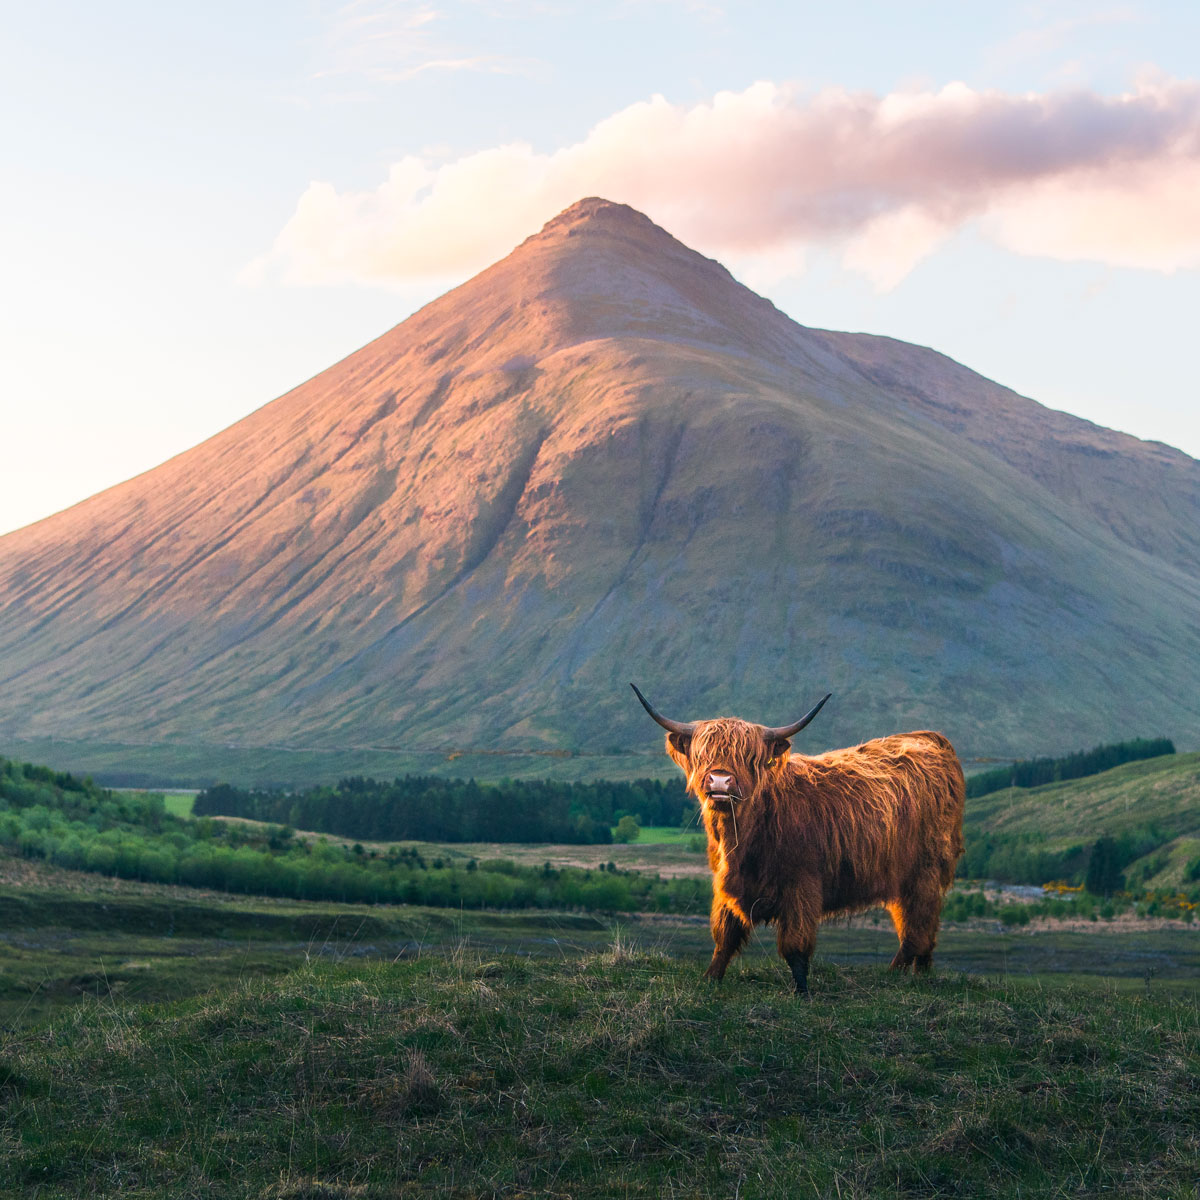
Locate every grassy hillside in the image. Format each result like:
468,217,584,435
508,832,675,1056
3,949,1198,1198
965,751,1200,888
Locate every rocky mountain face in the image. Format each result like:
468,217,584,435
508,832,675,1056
1,197,1198,774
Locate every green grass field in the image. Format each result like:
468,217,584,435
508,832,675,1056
4,757,1200,1195
3,946,1198,1198
161,792,196,817
3,843,1200,1197
4,854,1199,1031
623,824,703,846
966,751,1200,838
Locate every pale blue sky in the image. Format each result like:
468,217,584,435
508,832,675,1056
3,1,1199,534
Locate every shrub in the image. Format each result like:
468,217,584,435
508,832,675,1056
999,905,1030,927
613,815,640,844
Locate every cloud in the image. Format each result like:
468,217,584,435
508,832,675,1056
249,77,1200,292
985,157,1200,271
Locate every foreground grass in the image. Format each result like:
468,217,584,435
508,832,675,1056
2,950,1198,1198
0,879,608,1028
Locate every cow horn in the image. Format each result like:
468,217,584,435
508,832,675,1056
629,684,697,737
762,693,832,741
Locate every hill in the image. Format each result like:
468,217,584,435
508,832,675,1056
1,197,1198,785
3,951,1198,1197
965,750,1200,888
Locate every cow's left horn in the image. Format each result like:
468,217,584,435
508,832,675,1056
630,684,697,737
762,693,832,741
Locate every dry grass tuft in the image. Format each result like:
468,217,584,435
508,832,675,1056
398,1048,441,1116
262,1178,367,1199
599,927,638,967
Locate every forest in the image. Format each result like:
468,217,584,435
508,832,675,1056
193,773,691,843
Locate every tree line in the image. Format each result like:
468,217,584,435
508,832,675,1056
0,756,707,914
6,754,1194,912
965,737,1175,800
193,773,692,844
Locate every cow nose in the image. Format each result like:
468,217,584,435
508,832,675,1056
707,772,734,793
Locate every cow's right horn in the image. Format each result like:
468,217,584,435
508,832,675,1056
630,684,697,737
762,693,832,741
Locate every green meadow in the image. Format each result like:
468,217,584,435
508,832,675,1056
2,750,1200,1196
963,750,1200,889
161,792,198,818
3,916,1198,1198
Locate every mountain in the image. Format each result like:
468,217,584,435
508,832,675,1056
1,197,1198,781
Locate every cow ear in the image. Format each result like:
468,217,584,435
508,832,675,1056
767,738,791,763
668,732,692,758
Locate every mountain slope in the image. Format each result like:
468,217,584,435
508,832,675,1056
1,197,1198,772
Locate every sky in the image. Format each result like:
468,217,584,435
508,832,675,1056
3,0,1199,536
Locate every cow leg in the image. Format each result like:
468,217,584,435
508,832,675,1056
887,882,943,973
885,901,912,971
704,902,749,982
782,947,812,997
776,892,820,997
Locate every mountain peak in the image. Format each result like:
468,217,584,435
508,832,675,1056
537,196,660,236
518,197,689,264
486,196,797,359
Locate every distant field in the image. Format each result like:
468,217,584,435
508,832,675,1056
624,824,703,845
167,750,1200,891
158,802,693,847
196,820,714,879
0,737,675,789
163,803,709,874
161,792,196,817
966,751,1200,837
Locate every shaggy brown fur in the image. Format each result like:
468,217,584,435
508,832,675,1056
662,717,965,995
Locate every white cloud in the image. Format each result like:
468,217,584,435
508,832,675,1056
843,208,954,292
249,76,1200,292
985,157,1200,271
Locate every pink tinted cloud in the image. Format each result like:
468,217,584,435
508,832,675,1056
247,78,1200,291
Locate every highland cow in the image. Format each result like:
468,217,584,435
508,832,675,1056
632,685,965,996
